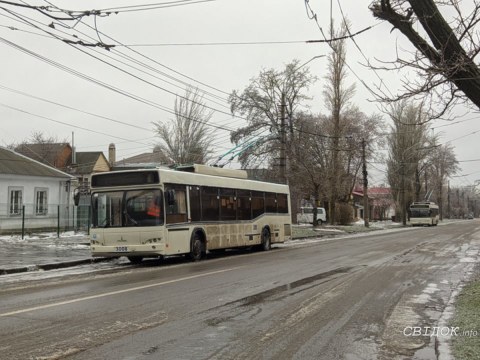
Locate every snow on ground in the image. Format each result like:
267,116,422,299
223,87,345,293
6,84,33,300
0,231,87,243
0,231,91,270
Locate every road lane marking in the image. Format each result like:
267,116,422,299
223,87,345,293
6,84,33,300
0,267,241,317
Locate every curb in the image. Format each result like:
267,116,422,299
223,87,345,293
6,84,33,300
0,257,112,276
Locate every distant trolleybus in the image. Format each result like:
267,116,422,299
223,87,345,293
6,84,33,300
409,201,439,226
89,164,292,263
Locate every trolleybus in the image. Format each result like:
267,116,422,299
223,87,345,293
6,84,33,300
408,201,439,226
89,165,291,263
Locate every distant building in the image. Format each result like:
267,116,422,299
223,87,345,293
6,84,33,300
70,151,110,195
14,143,72,171
351,186,395,221
0,147,75,234
113,146,169,170
369,187,395,221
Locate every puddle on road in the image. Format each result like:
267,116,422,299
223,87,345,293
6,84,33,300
237,266,360,307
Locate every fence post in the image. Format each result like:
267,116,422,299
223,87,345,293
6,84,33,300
57,205,60,238
21,205,25,239
87,206,91,235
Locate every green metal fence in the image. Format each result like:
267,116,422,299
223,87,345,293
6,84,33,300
0,203,91,238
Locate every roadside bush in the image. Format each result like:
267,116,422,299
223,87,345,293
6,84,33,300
335,203,353,225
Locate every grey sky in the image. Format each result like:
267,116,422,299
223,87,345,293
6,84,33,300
1,0,479,187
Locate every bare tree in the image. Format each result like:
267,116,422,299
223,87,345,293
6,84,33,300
386,101,430,224
322,24,357,224
427,143,459,220
287,113,329,225
154,87,214,166
289,107,384,226
370,1,480,117
229,60,316,180
13,131,69,168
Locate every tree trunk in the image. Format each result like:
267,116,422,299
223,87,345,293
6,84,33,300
372,0,480,109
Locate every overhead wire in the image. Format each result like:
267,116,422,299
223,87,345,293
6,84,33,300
0,84,153,132
41,0,233,98
37,0,251,133
0,35,235,133
60,0,218,15
0,102,153,145
17,0,235,108
335,0,395,99
303,0,389,100
1,7,236,117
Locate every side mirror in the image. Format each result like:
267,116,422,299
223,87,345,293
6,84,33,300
166,189,176,206
74,189,80,206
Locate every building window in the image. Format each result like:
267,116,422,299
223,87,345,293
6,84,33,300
35,188,48,216
9,188,23,216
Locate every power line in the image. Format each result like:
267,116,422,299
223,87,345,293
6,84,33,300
42,0,232,99
5,1,235,110
0,35,235,133
0,84,153,132
63,0,217,15
98,0,217,13
0,102,153,145
303,0,390,100
2,8,236,120
2,5,235,110
334,0,394,98
121,40,308,47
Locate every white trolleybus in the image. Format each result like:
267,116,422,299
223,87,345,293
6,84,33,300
408,201,439,226
89,164,292,263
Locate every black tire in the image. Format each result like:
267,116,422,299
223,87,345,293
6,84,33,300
189,233,204,261
261,227,271,251
127,256,143,264
318,219,323,225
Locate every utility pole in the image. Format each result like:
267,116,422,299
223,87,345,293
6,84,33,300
279,92,287,184
447,180,451,218
401,162,407,226
362,139,369,227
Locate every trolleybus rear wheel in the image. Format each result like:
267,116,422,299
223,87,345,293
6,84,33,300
261,227,271,251
189,233,204,261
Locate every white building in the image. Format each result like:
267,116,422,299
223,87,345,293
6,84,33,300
0,147,75,234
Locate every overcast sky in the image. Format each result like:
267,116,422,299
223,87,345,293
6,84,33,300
1,0,479,188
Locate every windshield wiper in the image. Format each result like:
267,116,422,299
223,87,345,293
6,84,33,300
124,211,138,226
98,218,111,228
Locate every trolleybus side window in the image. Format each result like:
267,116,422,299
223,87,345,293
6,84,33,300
252,191,265,219
237,190,251,220
202,186,220,221
277,193,288,213
220,188,236,220
165,184,187,224
265,192,277,213
189,186,201,221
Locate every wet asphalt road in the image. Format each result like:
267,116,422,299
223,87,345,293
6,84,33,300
0,221,479,360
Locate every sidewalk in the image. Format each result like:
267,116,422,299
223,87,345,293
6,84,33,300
0,231,95,275
0,220,454,275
